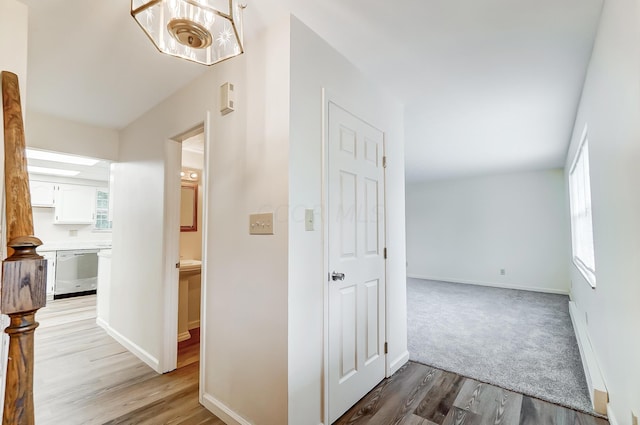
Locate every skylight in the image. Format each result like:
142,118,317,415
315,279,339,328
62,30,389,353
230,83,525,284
26,149,100,166
27,166,80,177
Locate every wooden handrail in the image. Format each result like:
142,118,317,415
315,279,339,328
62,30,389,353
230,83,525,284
1,71,46,425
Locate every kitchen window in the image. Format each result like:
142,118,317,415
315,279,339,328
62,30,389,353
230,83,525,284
568,126,596,287
95,189,112,231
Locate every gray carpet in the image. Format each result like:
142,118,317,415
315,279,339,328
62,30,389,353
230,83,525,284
407,278,593,414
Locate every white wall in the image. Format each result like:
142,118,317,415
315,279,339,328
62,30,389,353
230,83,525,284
565,0,640,422
0,0,28,251
111,16,290,425
112,14,406,425
0,0,28,115
406,169,570,294
288,17,407,425
25,110,119,161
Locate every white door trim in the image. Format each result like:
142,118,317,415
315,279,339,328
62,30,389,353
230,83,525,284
161,118,210,374
321,89,388,424
161,138,182,373
321,88,330,425
198,112,211,402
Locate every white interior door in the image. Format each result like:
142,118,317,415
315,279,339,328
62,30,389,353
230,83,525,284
328,102,386,422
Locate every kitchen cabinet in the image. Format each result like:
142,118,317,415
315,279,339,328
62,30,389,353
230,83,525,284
41,251,56,295
30,181,56,207
54,184,96,224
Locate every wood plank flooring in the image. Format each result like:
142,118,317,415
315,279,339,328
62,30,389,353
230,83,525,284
177,328,200,369
34,295,221,425
33,296,609,425
335,362,609,425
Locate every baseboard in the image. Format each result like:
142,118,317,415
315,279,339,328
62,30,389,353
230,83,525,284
188,319,200,330
201,392,252,425
178,331,191,342
389,350,410,376
407,274,569,295
569,301,608,415
96,317,160,373
96,317,108,330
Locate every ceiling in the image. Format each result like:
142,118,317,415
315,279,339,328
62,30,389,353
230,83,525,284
19,0,603,182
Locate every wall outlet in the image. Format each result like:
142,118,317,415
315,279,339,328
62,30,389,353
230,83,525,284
500,268,506,275
69,229,78,237
304,209,314,231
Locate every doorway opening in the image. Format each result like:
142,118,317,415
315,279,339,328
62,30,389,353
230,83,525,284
24,147,114,305
176,130,205,369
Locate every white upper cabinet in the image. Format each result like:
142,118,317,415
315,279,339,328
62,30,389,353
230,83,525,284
30,181,56,207
54,184,96,224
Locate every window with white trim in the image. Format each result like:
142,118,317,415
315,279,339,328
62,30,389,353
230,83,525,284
568,126,596,287
94,188,112,231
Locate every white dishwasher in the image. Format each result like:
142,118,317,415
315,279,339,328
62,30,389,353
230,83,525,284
54,249,99,299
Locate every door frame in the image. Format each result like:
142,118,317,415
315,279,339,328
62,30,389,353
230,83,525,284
321,89,390,424
161,115,211,375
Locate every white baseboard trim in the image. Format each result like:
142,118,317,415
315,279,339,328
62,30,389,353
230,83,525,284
389,350,410,376
178,331,191,342
201,392,252,425
607,404,619,425
96,317,160,373
407,274,569,295
188,319,200,330
569,301,608,415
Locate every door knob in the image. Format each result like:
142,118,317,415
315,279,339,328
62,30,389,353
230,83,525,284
331,271,345,281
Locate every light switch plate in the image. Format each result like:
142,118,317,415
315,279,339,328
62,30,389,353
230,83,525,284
249,213,274,235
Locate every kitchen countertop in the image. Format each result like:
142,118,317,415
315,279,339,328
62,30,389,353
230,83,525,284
179,259,202,273
38,241,112,252
98,249,112,259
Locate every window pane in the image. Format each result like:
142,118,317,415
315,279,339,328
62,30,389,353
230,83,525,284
568,131,596,286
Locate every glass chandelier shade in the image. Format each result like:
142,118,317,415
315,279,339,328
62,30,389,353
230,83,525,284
131,0,244,66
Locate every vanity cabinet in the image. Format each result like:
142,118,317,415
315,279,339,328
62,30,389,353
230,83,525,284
30,181,56,207
54,184,96,224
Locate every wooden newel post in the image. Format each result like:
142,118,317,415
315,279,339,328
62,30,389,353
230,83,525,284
1,71,47,425
2,237,46,425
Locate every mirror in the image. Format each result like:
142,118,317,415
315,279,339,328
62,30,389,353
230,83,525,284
180,182,198,232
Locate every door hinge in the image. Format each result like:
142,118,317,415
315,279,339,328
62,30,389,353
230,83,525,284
382,156,387,168
384,247,387,259
384,342,388,354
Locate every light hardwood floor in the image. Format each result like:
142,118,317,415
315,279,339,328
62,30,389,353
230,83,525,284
34,295,221,425
34,296,608,425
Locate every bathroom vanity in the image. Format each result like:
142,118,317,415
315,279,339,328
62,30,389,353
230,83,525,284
178,259,201,341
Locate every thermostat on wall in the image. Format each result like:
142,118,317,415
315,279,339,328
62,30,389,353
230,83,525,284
220,82,235,115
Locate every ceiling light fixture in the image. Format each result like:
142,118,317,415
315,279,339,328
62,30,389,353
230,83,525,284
181,168,200,182
27,166,80,177
26,149,100,166
131,0,245,66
